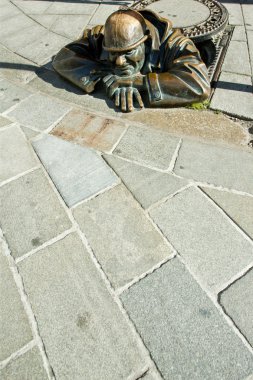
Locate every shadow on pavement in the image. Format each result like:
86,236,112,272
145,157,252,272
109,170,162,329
216,80,253,93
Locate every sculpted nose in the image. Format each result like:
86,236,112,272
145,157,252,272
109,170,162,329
115,55,126,66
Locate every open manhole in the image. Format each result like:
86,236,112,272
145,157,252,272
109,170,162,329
122,0,232,96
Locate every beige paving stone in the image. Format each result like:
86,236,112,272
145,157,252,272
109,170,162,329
0,126,37,182
123,108,249,146
243,4,253,30
0,1,20,21
224,3,244,25
21,126,40,140
202,187,253,239
73,184,172,289
0,241,33,361
0,347,47,380
18,233,147,380
222,41,251,76
0,169,72,258
232,25,247,41
247,30,253,76
0,115,12,128
51,108,127,152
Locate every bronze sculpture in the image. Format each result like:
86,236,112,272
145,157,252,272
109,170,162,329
53,8,211,112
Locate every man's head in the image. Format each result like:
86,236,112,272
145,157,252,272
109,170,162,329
103,10,148,76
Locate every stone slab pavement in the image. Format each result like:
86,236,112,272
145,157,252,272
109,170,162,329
1,0,253,379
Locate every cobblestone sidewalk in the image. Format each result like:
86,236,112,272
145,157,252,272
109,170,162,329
1,0,253,379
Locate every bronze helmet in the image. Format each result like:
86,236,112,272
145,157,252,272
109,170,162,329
103,9,149,52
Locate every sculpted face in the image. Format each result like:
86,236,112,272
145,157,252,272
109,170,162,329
108,43,146,77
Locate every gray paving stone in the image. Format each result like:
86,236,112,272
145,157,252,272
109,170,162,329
0,79,32,113
104,154,187,209
247,30,253,76
2,24,48,52
149,187,253,293
0,45,38,84
220,269,253,347
243,4,253,30
0,1,20,21
121,258,253,380
202,187,253,239
141,370,162,380
232,26,247,41
174,138,253,193
7,93,71,131
222,41,251,76
18,233,147,380
30,14,58,29
113,126,179,170
0,14,35,39
28,68,119,117
224,3,244,25
50,15,91,40
0,115,12,128
16,31,70,65
33,135,118,207
211,71,253,120
45,2,98,15
0,169,71,258
0,241,33,360
12,0,52,15
0,126,38,182
21,126,40,140
0,347,47,380
73,184,172,289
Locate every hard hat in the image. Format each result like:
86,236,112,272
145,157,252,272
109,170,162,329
103,10,148,52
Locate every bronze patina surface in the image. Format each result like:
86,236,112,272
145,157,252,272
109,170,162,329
53,8,211,112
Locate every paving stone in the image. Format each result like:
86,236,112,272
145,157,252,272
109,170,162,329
2,24,48,52
224,3,244,25
18,233,147,379
74,184,172,288
174,138,253,193
45,2,98,15
21,126,40,140
243,4,253,30
33,135,118,207
247,30,253,76
0,1,20,21
232,26,247,41
0,14,35,39
141,370,162,380
0,126,37,182
0,115,12,128
28,68,119,116
0,169,71,258
104,154,187,209
123,108,249,146
16,31,70,65
149,187,253,293
202,187,253,239
220,269,253,347
0,347,47,380
89,4,120,25
113,126,179,170
0,241,33,360
0,45,38,84
12,0,53,15
0,79,32,113
7,93,71,131
30,14,58,29
51,108,127,152
222,41,251,76
121,258,253,380
50,15,91,40
211,71,253,120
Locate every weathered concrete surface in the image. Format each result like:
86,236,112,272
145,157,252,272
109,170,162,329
123,108,249,146
33,135,118,207
73,184,172,289
0,347,47,380
18,233,147,380
0,241,33,361
121,258,253,380
149,187,253,293
220,269,253,347
0,169,71,258
51,108,127,152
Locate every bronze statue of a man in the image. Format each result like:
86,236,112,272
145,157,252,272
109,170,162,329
53,9,211,112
